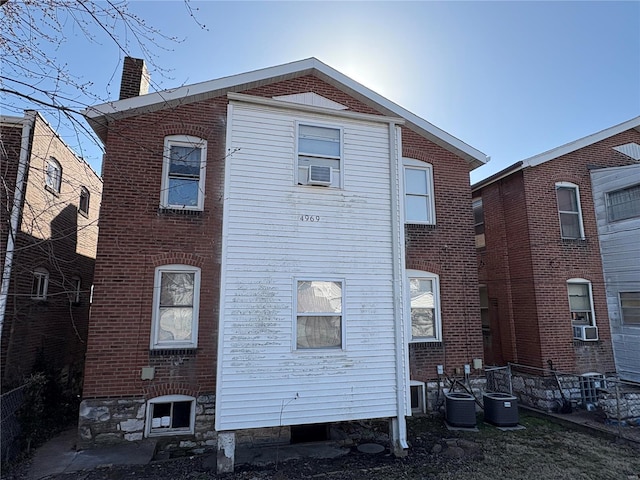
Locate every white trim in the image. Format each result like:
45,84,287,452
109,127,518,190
31,267,49,301
45,157,62,193
555,182,585,239
145,394,196,437
406,269,442,342
150,264,201,350
403,158,436,225
160,135,207,210
273,92,348,110
523,116,640,168
293,278,345,351
84,58,488,168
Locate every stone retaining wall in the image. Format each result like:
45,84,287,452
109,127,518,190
599,386,640,423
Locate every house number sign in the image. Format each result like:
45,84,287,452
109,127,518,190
300,215,320,222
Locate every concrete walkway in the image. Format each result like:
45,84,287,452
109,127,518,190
27,428,156,480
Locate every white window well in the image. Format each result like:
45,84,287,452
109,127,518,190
556,182,584,239
146,395,195,437
297,123,342,187
151,265,201,349
404,159,435,224
295,279,343,349
407,270,441,342
161,135,207,210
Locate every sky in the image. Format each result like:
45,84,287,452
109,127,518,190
5,1,640,184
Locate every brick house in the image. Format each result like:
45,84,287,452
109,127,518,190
472,117,640,378
80,57,487,468
0,111,102,390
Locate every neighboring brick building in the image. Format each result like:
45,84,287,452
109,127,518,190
0,111,102,390
472,117,640,375
81,58,487,467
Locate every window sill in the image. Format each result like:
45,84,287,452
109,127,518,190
78,210,89,219
405,223,437,230
560,237,587,246
157,207,203,217
44,185,60,196
409,341,443,349
149,348,198,356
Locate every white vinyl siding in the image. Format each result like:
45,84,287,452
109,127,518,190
217,101,403,430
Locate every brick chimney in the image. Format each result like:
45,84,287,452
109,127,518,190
119,57,150,100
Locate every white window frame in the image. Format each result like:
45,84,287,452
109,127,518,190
293,278,345,351
555,182,585,239
472,198,485,248
295,122,343,188
160,135,207,210
45,158,62,193
567,278,596,327
150,265,201,350
619,291,640,326
403,158,436,225
145,394,196,437
407,270,442,342
79,186,90,215
31,267,49,300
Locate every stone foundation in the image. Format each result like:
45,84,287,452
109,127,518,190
599,385,640,423
78,394,217,455
424,377,486,413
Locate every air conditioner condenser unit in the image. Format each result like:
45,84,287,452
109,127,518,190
573,325,598,341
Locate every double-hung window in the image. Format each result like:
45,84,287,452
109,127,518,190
45,158,62,193
31,267,49,300
556,182,584,239
79,187,90,215
407,270,441,341
161,135,207,210
606,184,640,222
71,276,81,304
472,198,485,248
295,280,343,349
297,124,342,187
620,292,640,325
146,395,195,437
404,159,435,224
151,265,200,349
567,279,595,326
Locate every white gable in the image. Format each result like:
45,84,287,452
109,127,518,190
272,92,348,110
613,142,640,161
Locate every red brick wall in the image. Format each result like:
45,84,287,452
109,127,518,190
1,114,100,388
475,128,640,373
84,75,484,399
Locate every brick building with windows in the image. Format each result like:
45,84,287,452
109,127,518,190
0,111,102,390
472,117,640,376
80,58,487,469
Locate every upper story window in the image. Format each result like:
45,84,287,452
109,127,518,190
606,184,640,222
296,123,342,188
45,158,62,193
31,267,49,300
79,187,90,215
70,276,81,304
403,159,435,224
472,198,485,248
568,279,595,327
161,135,207,210
555,182,584,239
146,395,195,437
295,279,343,349
407,270,441,342
620,292,640,325
151,265,201,350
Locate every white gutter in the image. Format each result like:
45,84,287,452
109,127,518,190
389,121,409,451
0,111,35,344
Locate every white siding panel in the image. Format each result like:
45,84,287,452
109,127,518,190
590,165,640,383
217,102,401,431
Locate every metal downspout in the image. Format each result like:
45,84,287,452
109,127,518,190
389,121,409,450
0,111,35,345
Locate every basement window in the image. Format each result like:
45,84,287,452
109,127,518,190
146,395,195,437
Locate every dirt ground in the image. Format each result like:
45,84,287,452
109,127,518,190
4,413,640,480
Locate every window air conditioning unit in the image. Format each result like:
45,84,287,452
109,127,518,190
307,165,332,186
573,325,598,341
